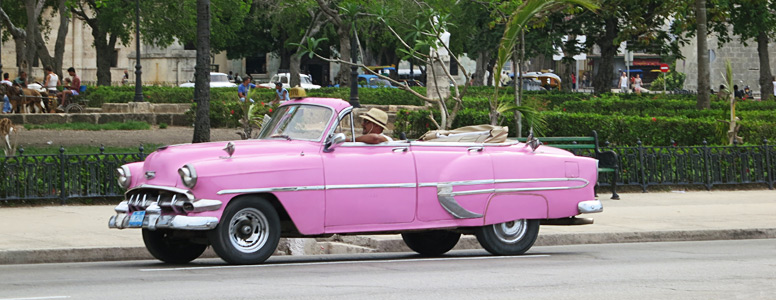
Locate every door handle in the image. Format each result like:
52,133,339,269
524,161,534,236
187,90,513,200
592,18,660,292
467,146,483,152
392,147,408,152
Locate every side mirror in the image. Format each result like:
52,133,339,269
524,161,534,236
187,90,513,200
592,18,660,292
324,133,347,153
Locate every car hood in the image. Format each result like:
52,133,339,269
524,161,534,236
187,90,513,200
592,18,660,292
136,139,322,187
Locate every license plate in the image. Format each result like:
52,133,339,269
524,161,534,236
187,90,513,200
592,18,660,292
128,211,146,227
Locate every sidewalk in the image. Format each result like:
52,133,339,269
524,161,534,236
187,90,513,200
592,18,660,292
1,190,774,264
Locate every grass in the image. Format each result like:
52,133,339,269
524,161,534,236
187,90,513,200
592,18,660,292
12,144,165,155
24,121,152,131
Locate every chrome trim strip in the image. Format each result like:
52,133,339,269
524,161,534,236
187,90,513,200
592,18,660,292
419,179,494,187
409,141,519,147
340,142,412,147
419,178,588,188
190,199,223,212
218,183,417,195
578,200,603,214
326,183,417,189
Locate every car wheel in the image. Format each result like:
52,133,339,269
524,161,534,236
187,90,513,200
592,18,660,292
401,230,461,256
475,219,540,256
207,197,281,264
142,229,207,264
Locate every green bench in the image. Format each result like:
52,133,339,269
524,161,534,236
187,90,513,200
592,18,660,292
517,130,620,200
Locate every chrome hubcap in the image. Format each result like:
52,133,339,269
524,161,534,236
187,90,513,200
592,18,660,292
228,208,269,253
493,219,527,244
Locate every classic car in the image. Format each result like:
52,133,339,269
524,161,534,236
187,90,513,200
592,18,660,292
109,97,603,265
258,73,321,89
179,72,238,88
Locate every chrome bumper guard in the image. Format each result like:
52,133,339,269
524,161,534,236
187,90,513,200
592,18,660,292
109,201,220,230
578,199,603,214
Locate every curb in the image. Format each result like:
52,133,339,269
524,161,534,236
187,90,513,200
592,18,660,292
2,228,774,265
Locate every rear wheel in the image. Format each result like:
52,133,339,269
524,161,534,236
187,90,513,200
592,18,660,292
401,230,461,256
475,219,539,255
142,229,207,264
64,103,83,113
207,197,281,264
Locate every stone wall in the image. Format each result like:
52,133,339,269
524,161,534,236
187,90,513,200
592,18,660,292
2,113,192,127
678,28,776,94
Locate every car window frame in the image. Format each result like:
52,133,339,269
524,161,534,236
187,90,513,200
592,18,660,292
257,103,338,142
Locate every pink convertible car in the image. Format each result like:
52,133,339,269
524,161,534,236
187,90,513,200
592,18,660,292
109,98,603,264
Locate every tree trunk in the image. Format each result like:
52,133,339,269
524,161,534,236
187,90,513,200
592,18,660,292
695,0,710,109
290,54,301,87
192,0,211,143
335,25,351,86
23,0,42,77
34,0,68,79
93,28,116,86
757,30,773,101
486,54,496,87
593,17,617,95
472,52,489,86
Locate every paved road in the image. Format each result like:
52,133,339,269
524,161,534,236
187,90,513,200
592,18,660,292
1,239,774,300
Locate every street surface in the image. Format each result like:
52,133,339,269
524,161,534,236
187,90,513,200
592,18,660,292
1,239,774,300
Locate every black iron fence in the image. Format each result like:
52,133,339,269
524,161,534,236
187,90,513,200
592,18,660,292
578,140,775,191
0,147,146,203
1,141,773,203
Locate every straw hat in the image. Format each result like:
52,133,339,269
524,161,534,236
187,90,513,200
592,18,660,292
359,108,389,130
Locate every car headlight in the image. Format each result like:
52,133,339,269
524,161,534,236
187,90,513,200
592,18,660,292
178,164,198,188
116,166,131,189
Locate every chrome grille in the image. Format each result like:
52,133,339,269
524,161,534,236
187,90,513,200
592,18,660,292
126,188,190,213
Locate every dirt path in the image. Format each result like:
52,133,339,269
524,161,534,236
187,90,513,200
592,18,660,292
14,126,243,147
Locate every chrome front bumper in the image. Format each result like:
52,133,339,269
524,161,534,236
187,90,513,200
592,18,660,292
108,201,220,231
578,199,604,214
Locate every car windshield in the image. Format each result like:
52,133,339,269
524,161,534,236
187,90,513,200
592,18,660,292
301,76,313,85
257,105,333,141
211,74,229,82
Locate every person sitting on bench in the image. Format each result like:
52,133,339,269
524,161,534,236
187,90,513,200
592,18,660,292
57,67,80,112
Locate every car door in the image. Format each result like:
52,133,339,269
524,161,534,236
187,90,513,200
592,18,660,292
320,112,417,231
413,142,495,222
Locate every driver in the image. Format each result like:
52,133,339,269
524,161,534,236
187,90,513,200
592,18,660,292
355,108,393,144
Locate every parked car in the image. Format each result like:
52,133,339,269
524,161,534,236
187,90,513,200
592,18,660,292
109,97,603,265
179,72,237,88
357,74,396,88
258,73,321,89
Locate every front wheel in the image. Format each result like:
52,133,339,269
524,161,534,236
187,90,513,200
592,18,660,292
207,197,281,264
142,229,207,264
402,230,461,256
475,219,540,256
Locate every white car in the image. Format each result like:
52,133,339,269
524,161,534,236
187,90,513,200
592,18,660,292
258,73,321,89
179,72,238,88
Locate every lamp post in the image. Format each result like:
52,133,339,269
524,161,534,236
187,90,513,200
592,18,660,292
0,0,3,78
133,0,144,102
348,21,360,108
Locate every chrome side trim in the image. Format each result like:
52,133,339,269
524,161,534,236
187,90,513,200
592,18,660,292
578,200,603,214
409,141,519,147
326,183,417,189
218,183,417,195
419,178,589,188
437,184,483,219
340,142,412,147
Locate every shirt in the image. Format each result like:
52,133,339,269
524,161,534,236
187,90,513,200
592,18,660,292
276,88,289,101
0,80,12,87
238,83,256,97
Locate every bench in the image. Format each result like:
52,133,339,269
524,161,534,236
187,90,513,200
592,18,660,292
518,130,620,200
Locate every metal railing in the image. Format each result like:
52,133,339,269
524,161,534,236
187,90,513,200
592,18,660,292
574,140,775,191
1,141,773,203
0,146,146,203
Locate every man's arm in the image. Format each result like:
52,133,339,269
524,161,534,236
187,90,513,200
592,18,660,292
355,133,388,144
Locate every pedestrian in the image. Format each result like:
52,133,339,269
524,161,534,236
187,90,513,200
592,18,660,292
57,67,80,111
228,71,234,81
633,74,643,95
44,66,61,95
733,85,742,99
234,73,242,85
121,70,129,85
772,76,775,99
617,71,628,94
1,73,13,113
273,82,289,104
13,71,27,88
571,73,576,90
238,76,256,103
